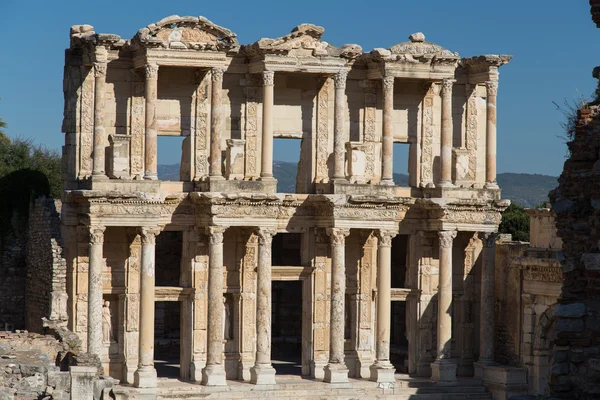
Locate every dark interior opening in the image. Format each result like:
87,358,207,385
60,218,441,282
391,235,408,288
154,301,181,378
390,301,408,373
272,233,302,266
271,280,302,375
155,231,182,287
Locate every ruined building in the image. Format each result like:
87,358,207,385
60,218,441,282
57,14,514,397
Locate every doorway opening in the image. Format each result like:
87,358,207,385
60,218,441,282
157,135,188,181
391,235,408,288
390,301,408,372
272,233,302,266
271,280,302,375
155,231,182,287
273,138,302,193
154,301,181,378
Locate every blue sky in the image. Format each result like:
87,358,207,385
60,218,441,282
0,0,596,177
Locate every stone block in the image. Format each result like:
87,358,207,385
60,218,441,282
431,360,456,384
70,366,97,399
556,303,587,318
556,318,585,332
250,364,276,385
582,253,600,270
324,364,350,384
47,371,70,390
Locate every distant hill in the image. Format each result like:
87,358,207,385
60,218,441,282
157,162,557,208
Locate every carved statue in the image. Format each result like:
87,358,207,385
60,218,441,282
102,300,115,344
223,296,232,340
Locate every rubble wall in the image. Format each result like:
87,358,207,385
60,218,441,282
549,105,600,398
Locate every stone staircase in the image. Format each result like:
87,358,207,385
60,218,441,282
114,375,493,400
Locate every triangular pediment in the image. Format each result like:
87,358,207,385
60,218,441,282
134,15,238,51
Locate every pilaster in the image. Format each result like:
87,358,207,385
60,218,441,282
438,79,455,188
91,57,108,180
332,71,348,182
143,63,159,180
260,71,275,181
209,68,225,180
87,225,105,357
381,77,395,185
484,81,499,189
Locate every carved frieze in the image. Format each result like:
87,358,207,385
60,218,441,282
522,264,562,283
79,67,94,178
316,77,331,182
195,72,210,178
244,74,260,178
130,78,145,178
420,83,436,187
465,84,478,182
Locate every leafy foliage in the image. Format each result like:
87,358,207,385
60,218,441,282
499,203,530,242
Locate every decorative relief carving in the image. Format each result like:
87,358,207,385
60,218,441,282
441,209,502,225
326,228,350,246
485,81,498,97
382,76,394,91
130,79,145,177
79,67,95,178
208,226,225,245
139,226,162,244
479,232,499,248
333,70,348,90
440,79,456,96
245,74,259,178
211,204,279,218
211,68,225,84
522,265,562,283
420,83,435,187
316,77,331,182
93,62,107,78
145,63,159,80
92,202,193,216
195,73,210,177
377,229,397,247
315,228,329,244
363,80,377,142
438,230,457,248
465,84,478,182
89,225,106,244
256,228,276,247
262,71,274,86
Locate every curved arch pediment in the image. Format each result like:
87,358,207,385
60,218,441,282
134,15,238,51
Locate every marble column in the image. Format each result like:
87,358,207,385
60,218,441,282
143,63,159,180
250,228,277,384
202,226,227,386
134,226,161,388
438,79,455,188
333,71,348,182
324,228,350,383
381,76,395,185
370,229,397,385
260,71,275,180
477,232,497,369
431,230,457,383
92,56,108,180
209,68,225,179
484,81,499,189
87,225,105,356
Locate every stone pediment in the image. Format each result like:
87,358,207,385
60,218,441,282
373,32,459,63
243,24,362,59
134,15,238,51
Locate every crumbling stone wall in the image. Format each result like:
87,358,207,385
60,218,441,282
549,105,600,398
25,197,67,333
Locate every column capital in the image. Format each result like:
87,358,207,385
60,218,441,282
485,80,498,96
93,62,107,78
139,226,162,244
255,227,276,246
438,230,457,248
207,226,226,245
382,76,395,90
376,229,397,247
333,70,348,90
145,63,159,80
89,225,106,245
326,228,350,246
479,232,499,248
440,79,456,96
262,71,274,86
211,67,225,84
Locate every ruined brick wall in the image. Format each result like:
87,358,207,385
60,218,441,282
0,212,28,330
549,105,600,398
25,198,66,333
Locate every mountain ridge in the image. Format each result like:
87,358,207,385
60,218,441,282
157,162,557,208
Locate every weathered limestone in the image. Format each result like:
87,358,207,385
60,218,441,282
92,54,108,180
144,64,159,180
438,79,455,188
87,225,105,356
324,228,350,383
250,228,277,385
202,226,227,386
134,226,161,388
370,229,397,385
485,81,498,189
332,71,348,182
381,77,395,185
210,68,225,180
260,71,274,180
431,230,457,383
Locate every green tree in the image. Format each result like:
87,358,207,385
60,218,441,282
499,203,530,242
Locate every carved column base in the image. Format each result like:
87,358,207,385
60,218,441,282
91,173,108,181
250,364,276,385
201,364,227,386
258,175,276,182
134,366,157,388
416,358,433,377
436,180,454,188
190,360,205,382
143,174,158,181
324,363,349,384
310,360,328,380
484,182,499,190
380,179,394,186
474,360,494,379
237,360,253,382
369,362,395,385
431,359,457,384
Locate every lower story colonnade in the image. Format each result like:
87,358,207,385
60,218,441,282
76,221,499,388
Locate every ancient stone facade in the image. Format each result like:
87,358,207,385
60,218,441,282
59,15,512,397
